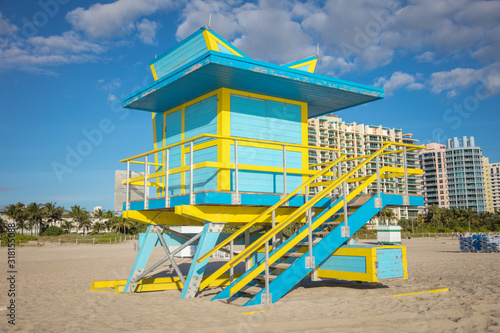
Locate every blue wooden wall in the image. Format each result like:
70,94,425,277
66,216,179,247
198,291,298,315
229,94,303,194
184,95,218,192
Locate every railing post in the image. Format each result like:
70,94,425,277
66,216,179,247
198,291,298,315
263,239,271,305
126,161,130,211
190,141,195,205
341,181,349,238
272,210,276,248
282,145,287,205
230,239,234,282
375,155,382,208
144,155,148,210
233,140,240,204
403,147,409,205
165,148,170,208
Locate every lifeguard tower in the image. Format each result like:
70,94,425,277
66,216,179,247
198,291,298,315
104,27,425,306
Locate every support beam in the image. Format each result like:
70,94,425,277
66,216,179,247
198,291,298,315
181,222,224,298
123,224,156,293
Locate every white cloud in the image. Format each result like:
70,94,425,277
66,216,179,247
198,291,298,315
416,51,435,63
0,12,18,35
0,31,105,72
136,18,158,45
107,93,117,102
67,0,176,39
374,71,423,95
429,68,483,94
97,78,122,91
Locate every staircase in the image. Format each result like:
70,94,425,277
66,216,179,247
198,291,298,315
196,142,424,306
213,193,420,306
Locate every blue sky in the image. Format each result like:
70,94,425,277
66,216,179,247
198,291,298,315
1,0,499,211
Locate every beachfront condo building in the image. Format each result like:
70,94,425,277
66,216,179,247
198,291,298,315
307,115,422,225
491,162,500,212
445,136,487,213
483,157,494,213
419,143,449,210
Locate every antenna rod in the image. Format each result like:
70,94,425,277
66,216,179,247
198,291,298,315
208,13,212,29
316,43,319,57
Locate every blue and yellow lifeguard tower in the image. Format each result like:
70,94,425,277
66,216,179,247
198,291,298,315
102,27,424,306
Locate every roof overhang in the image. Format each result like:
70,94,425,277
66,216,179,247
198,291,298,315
123,51,384,118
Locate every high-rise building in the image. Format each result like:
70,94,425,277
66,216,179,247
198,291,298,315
491,162,500,212
483,157,494,213
445,136,486,213
307,115,422,223
419,143,449,211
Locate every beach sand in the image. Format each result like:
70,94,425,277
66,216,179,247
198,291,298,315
1,237,499,332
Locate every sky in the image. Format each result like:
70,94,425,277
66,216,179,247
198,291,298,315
0,0,499,211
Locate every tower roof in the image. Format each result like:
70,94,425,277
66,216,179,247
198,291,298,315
123,27,383,118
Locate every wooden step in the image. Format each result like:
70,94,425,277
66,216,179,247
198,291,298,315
296,240,320,246
239,285,263,295
255,274,278,281
313,231,329,236
270,262,291,269
283,252,303,258
322,221,341,226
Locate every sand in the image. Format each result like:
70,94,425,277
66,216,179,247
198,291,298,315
1,238,499,333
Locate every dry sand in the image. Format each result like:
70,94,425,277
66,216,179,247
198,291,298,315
1,238,499,332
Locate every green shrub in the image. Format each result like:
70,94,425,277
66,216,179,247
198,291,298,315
41,226,63,236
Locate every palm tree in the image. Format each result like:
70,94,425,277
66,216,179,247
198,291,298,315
92,208,105,225
67,205,87,234
415,214,425,233
461,207,476,233
78,212,92,236
44,202,64,227
26,202,46,236
104,210,116,232
92,222,104,234
376,207,396,225
62,220,73,233
4,203,27,235
0,217,7,233
110,216,133,234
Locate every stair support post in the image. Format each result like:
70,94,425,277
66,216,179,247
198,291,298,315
375,155,382,208
403,147,409,205
144,155,148,209
126,161,130,211
165,148,170,208
189,140,195,205
341,181,350,238
262,239,271,305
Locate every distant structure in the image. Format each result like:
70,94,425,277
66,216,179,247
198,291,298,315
420,136,489,213
308,115,422,223
93,206,102,213
483,157,494,213
491,162,500,212
419,143,449,211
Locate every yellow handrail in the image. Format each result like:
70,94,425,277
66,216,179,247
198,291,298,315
120,133,339,163
198,142,425,291
228,165,423,295
195,154,347,263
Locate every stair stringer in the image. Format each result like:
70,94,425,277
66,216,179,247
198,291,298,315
211,196,343,301
242,193,423,306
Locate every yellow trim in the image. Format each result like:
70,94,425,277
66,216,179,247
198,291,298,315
204,30,244,57
175,205,307,224
218,88,231,190
242,310,265,315
384,288,449,298
90,274,242,294
150,64,158,81
289,58,318,73
202,30,219,52
181,106,185,193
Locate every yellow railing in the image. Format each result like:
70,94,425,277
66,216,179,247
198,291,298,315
196,154,347,263
120,133,341,209
198,142,425,291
